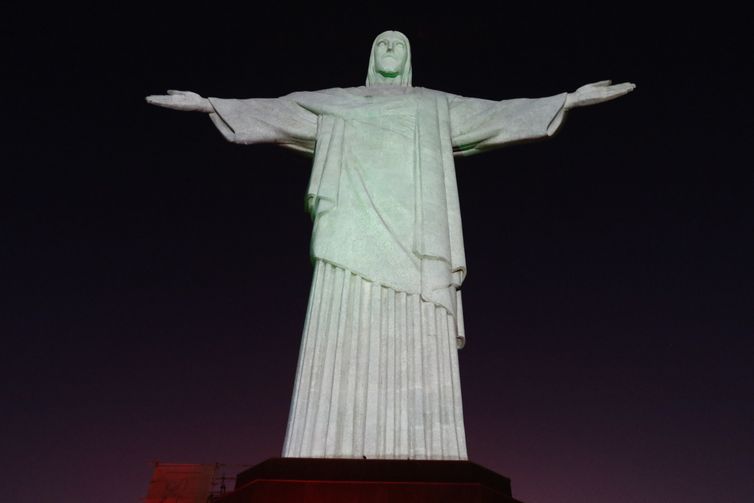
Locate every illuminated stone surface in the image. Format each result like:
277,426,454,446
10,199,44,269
146,30,634,461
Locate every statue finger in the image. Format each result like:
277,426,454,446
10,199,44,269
166,89,190,96
591,80,612,87
608,83,636,96
616,82,636,92
146,95,167,105
593,85,635,104
576,80,610,92
146,95,180,107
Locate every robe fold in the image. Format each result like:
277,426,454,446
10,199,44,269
208,86,566,459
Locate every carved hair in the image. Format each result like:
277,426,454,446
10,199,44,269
366,30,412,87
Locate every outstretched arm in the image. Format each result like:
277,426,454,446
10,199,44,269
145,90,213,113
449,91,569,155
565,80,636,110
147,89,318,153
449,79,635,155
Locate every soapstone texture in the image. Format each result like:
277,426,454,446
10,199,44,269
146,30,635,461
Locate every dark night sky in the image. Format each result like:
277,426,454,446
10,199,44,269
2,6,752,503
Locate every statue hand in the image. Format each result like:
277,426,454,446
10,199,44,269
145,90,213,113
565,80,636,109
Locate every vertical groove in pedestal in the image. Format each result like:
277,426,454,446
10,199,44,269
338,271,360,455
282,260,467,460
396,291,409,456
299,261,335,455
385,290,396,455
323,266,349,454
353,278,371,455
410,293,425,458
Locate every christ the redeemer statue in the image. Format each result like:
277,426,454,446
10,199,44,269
147,30,634,461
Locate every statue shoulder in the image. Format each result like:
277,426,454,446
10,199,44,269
283,87,351,98
415,86,458,101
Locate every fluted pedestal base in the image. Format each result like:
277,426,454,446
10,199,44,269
284,261,468,460
213,458,525,503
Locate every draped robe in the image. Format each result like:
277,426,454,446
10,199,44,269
208,85,566,459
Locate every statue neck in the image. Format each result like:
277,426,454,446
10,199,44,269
372,72,404,86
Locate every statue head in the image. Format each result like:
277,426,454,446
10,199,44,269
366,30,412,87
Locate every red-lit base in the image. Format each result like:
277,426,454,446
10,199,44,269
213,458,525,503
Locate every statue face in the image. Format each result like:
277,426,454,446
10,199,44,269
373,33,408,78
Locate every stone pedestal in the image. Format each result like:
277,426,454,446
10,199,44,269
213,458,525,503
